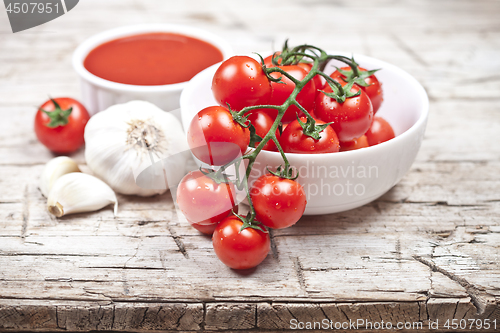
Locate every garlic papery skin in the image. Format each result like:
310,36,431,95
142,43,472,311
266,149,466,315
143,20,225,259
47,173,118,217
40,156,81,197
84,100,189,196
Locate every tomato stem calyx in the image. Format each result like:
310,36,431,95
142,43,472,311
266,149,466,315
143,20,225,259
267,165,299,181
248,124,263,148
199,167,233,185
227,104,252,128
336,66,380,88
233,211,267,233
41,98,73,128
296,116,333,141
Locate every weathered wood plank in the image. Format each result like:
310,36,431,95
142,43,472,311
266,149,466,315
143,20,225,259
1,299,499,332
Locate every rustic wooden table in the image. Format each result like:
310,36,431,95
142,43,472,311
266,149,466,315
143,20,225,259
1,0,499,332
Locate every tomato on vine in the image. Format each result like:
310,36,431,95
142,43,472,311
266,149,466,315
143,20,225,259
331,66,383,113
34,97,90,153
314,80,373,142
247,111,280,151
212,56,272,111
184,41,393,270
262,59,316,123
297,62,323,96
187,106,250,166
250,174,306,229
280,117,340,154
212,216,271,269
176,170,238,235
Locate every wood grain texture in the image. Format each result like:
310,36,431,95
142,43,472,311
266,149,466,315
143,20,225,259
0,0,499,331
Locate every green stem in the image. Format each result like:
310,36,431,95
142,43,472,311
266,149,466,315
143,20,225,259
272,137,290,168
326,55,360,77
265,66,301,85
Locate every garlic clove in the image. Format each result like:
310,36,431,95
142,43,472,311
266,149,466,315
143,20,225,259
47,173,118,217
40,156,81,197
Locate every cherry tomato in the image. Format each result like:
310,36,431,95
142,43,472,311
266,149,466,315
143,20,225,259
176,170,238,234
34,98,90,153
314,81,373,142
247,111,280,151
190,202,240,235
331,66,383,113
279,117,340,154
297,62,323,95
365,117,395,146
262,63,316,123
212,216,270,269
250,174,307,229
187,106,250,166
339,135,369,151
263,53,283,67
212,56,272,111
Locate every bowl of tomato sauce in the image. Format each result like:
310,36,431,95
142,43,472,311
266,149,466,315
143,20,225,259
72,24,233,117
180,52,429,215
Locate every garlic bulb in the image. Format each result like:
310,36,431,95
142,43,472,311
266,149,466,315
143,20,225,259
84,101,189,196
47,173,118,217
40,156,81,197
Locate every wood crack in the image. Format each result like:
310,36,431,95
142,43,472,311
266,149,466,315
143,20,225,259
413,255,496,315
293,257,307,294
391,34,429,67
21,184,29,239
268,229,279,260
166,223,189,259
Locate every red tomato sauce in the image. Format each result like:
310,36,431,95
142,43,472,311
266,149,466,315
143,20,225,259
84,32,223,85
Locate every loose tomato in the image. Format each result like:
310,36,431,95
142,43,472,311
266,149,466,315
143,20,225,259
339,135,369,151
262,64,316,123
314,81,373,142
176,170,238,234
187,106,250,166
247,111,280,151
280,117,340,154
212,56,272,111
34,98,90,153
250,174,307,229
365,117,395,146
212,216,270,269
331,66,383,113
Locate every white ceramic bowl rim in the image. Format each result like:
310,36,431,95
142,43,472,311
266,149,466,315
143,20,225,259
72,23,234,93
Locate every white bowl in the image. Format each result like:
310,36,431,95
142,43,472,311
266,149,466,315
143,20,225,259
180,53,429,215
72,24,233,118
